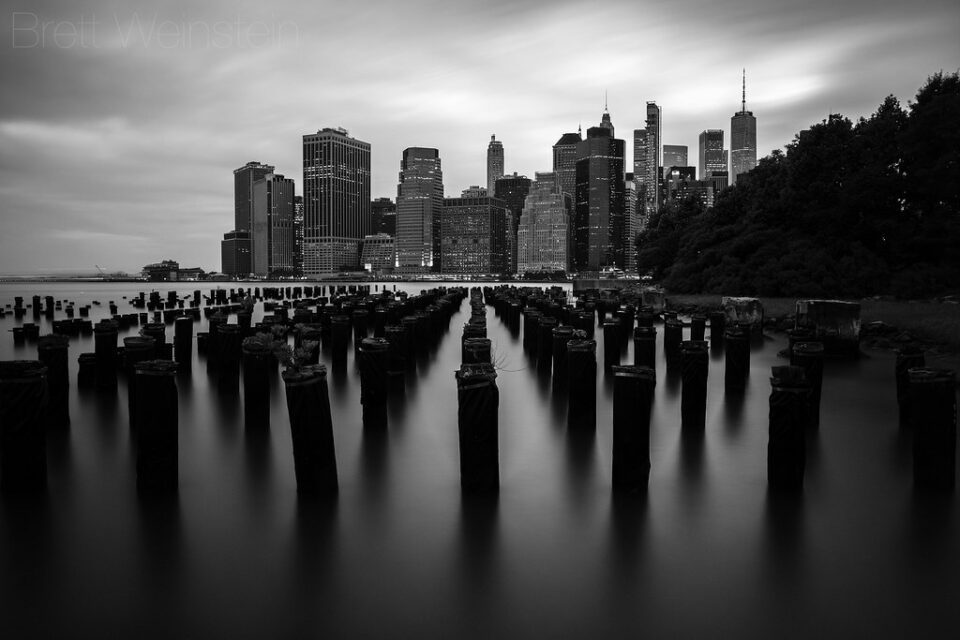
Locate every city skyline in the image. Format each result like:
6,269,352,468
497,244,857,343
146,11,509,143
0,0,957,273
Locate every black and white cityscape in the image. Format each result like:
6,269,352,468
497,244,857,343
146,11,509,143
1,1,959,638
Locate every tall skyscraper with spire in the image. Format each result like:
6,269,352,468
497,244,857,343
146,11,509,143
396,147,444,272
486,135,504,194
730,70,757,184
575,109,625,272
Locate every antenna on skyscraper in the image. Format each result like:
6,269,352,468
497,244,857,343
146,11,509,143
742,68,746,112
604,90,609,113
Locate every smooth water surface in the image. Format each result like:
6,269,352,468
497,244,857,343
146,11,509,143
0,282,957,637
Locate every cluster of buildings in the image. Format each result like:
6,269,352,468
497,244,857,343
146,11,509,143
221,77,756,279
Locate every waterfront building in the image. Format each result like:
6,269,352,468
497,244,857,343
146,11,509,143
396,148,443,273
302,127,371,274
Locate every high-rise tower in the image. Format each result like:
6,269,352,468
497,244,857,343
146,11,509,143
251,173,295,277
552,130,582,204
575,113,626,272
486,135,504,194
396,148,444,272
633,102,661,218
698,129,727,180
730,70,757,184
302,127,371,274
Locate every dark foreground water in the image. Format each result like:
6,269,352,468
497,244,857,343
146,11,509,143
1,282,958,638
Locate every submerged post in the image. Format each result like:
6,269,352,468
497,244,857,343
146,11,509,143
282,365,338,495
612,365,656,492
94,321,118,389
724,323,751,391
455,363,499,493
633,326,656,370
567,339,597,430
790,341,824,428
37,335,70,428
681,340,709,431
359,337,390,429
133,360,179,494
242,337,272,429
174,316,193,371
895,346,925,428
768,365,809,492
0,361,48,492
908,368,956,491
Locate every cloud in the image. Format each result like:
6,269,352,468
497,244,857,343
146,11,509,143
1,0,957,272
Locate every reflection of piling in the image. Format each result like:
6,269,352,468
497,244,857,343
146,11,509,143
768,366,809,491
567,339,597,429
603,321,621,371
78,353,97,387
330,315,351,364
709,311,726,347
133,360,179,493
681,341,709,431
612,365,656,492
537,317,558,372
463,337,492,365
359,338,390,429
242,338,272,429
455,363,499,493
724,324,750,391
895,347,925,428
690,314,706,341
908,368,956,491
174,317,193,370
282,365,338,495
124,336,156,425
94,321,118,389
37,335,70,427
633,326,656,369
217,325,242,374
552,325,575,387
790,341,824,428
664,318,683,361
0,361,48,492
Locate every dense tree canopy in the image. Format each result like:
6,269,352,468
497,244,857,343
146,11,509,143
636,72,960,298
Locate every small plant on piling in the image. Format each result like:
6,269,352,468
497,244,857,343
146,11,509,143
274,324,318,375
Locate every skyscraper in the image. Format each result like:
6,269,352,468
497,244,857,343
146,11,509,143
302,128,371,274
633,102,661,219
251,173,295,277
396,147,443,272
494,173,531,275
662,145,688,175
441,195,508,274
575,111,626,272
730,70,757,184
699,129,727,180
553,130,582,204
486,135,504,194
517,172,569,274
234,161,275,233
221,231,251,277
624,173,639,272
371,197,397,236
292,195,304,277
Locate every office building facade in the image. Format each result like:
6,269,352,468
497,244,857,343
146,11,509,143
633,102,661,218
516,172,569,274
396,147,444,272
553,131,582,204
302,128,371,274
486,135,504,194
575,112,626,272
221,230,251,276
699,129,727,180
440,196,508,274
251,173,295,277
494,173,532,275
662,145,688,175
731,72,757,184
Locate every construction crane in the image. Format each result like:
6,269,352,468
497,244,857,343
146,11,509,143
95,265,106,277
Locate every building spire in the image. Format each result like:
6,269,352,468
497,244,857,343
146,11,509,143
741,68,746,112
604,90,608,113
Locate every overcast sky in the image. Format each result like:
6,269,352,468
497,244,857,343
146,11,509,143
0,0,957,274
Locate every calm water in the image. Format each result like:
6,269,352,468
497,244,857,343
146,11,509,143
0,282,957,638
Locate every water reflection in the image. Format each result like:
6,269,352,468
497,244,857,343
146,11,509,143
762,489,804,589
